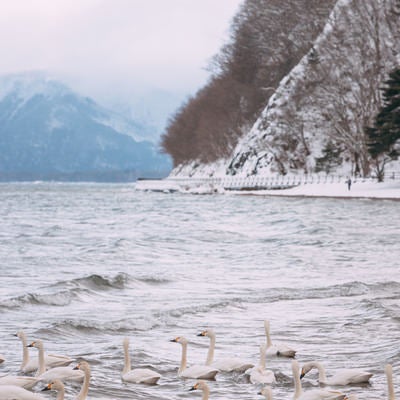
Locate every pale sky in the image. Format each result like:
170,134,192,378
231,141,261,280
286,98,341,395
0,0,243,99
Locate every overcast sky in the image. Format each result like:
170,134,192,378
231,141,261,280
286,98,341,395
0,0,243,100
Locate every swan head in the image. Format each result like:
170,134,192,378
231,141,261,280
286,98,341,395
15,330,26,340
73,361,91,373
189,380,209,392
42,380,65,392
27,340,43,349
300,363,314,379
258,386,273,400
197,329,215,338
170,336,188,345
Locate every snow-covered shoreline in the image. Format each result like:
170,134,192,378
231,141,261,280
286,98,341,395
135,178,400,200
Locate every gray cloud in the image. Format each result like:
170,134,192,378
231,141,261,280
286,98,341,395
0,0,242,97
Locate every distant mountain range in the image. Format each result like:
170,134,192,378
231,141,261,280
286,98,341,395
0,72,172,181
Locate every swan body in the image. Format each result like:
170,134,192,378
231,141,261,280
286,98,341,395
121,337,161,384
292,360,347,400
197,329,254,372
189,380,210,400
73,361,91,400
300,361,373,386
264,320,296,358
259,386,273,400
0,375,38,390
246,344,276,385
385,364,395,400
0,385,46,400
27,341,84,383
15,331,73,373
171,337,218,380
41,380,65,400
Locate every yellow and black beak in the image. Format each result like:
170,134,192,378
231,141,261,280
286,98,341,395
170,337,179,343
26,342,35,348
42,383,52,392
197,331,206,337
189,383,199,391
73,363,80,370
300,370,305,379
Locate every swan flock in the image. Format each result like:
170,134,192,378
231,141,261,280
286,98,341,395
0,321,394,400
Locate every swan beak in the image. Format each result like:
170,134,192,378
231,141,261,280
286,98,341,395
300,372,305,379
26,342,35,347
189,383,199,391
42,384,52,391
197,331,206,337
170,337,179,342
73,364,80,370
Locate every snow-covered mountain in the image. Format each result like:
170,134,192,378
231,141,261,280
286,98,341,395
169,0,400,179
0,72,172,181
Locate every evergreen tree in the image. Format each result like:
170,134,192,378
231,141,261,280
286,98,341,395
366,67,400,180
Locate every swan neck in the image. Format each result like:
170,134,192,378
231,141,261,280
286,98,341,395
57,386,65,400
292,361,302,400
260,345,266,369
77,368,90,400
206,334,215,366
36,342,46,377
123,341,131,374
19,333,29,369
179,342,188,374
314,361,327,382
202,385,210,400
264,321,273,348
386,365,395,400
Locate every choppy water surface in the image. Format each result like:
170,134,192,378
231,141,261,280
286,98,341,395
0,183,399,400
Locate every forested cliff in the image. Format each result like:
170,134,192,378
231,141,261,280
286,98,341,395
161,0,400,179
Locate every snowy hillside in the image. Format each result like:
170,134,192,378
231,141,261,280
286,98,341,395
0,72,172,181
168,0,400,179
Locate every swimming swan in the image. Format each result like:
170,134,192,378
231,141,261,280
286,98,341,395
0,385,46,400
170,337,218,380
258,386,274,400
41,380,65,400
246,344,276,384
292,360,347,400
385,364,395,400
300,361,373,385
121,337,161,384
189,380,210,400
264,320,296,358
0,374,39,390
27,341,84,383
15,331,73,373
72,361,91,400
197,329,254,372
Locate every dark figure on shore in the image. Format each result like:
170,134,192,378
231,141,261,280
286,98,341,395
346,178,352,190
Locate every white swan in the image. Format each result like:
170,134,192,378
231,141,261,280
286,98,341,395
41,380,65,400
246,344,276,384
258,386,274,400
121,337,161,384
27,341,84,383
15,331,73,373
0,374,38,390
170,337,218,379
72,361,90,400
300,361,373,385
292,360,347,400
197,329,254,372
0,385,46,400
189,380,210,400
264,320,296,358
385,364,395,400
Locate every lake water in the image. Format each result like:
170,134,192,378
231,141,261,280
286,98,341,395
0,183,399,400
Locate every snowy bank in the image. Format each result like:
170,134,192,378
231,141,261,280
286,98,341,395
135,178,400,200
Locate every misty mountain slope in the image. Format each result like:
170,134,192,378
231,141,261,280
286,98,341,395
169,0,400,179
0,73,171,180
